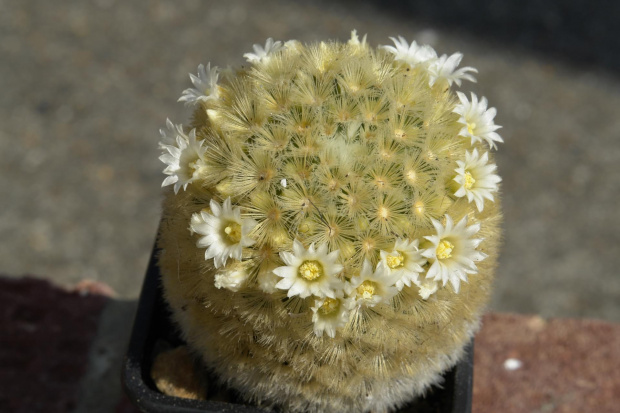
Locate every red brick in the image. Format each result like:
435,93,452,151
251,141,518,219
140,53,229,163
0,276,109,413
474,313,620,413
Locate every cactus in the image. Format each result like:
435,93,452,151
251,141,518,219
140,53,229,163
157,31,503,413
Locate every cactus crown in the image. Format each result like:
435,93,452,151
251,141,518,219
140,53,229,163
158,32,502,412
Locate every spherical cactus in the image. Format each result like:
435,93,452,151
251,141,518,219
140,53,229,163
157,31,503,413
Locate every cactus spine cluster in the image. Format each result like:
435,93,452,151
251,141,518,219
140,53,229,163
157,32,503,413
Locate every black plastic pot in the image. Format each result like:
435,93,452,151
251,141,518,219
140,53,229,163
122,246,474,413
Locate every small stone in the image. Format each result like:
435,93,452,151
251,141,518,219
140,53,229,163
151,346,207,400
503,358,523,371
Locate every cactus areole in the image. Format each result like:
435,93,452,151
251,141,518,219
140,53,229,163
157,32,503,413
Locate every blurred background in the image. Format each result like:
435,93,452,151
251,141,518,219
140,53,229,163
2,0,620,321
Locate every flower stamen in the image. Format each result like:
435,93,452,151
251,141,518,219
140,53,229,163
298,260,324,281
386,252,405,269
224,222,242,244
357,280,377,299
463,171,476,189
436,240,454,260
319,298,340,315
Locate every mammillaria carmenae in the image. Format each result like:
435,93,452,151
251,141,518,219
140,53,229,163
157,31,502,413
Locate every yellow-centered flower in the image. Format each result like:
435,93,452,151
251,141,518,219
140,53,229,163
422,215,487,293
274,240,344,299
190,197,257,269
454,149,502,212
380,239,427,292
346,260,398,307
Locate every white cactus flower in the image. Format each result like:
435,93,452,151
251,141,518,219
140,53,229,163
160,129,208,194
454,149,502,212
214,266,250,292
453,92,503,150
381,36,437,67
178,63,220,105
190,198,258,268
421,215,487,293
310,295,355,338
427,53,477,87
346,260,399,307
244,38,284,63
380,238,427,291
273,240,344,299
415,278,439,300
158,118,184,148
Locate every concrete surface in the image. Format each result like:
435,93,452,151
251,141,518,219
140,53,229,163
1,0,619,325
